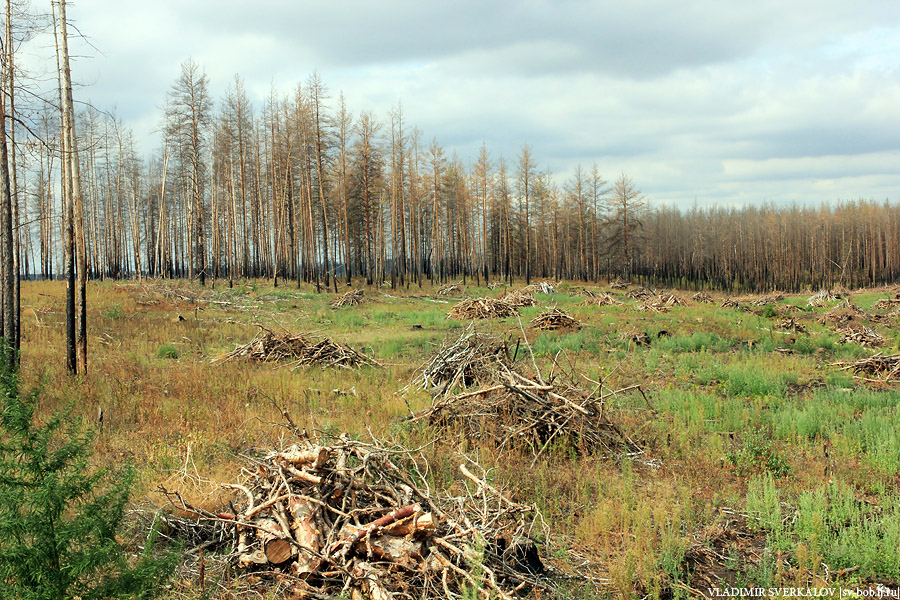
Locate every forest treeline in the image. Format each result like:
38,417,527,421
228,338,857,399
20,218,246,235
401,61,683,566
12,60,900,293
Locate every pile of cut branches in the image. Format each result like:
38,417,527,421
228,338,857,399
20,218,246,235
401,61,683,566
580,292,623,307
720,298,740,309
838,326,885,347
626,286,653,300
692,291,714,303
437,282,464,296
407,324,511,398
157,434,551,600
634,300,669,313
407,364,642,458
530,307,580,331
657,293,687,307
807,288,842,307
832,352,900,380
500,289,539,308
776,317,807,333
569,288,598,298
487,282,507,290
523,281,555,294
448,297,518,320
217,326,379,369
609,278,628,290
330,288,364,308
820,299,867,327
751,293,784,306
872,296,900,310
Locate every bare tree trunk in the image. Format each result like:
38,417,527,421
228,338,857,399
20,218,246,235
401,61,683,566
57,0,88,372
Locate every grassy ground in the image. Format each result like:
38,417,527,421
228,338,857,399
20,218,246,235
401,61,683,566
17,279,900,598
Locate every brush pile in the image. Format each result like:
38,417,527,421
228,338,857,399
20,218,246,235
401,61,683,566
499,289,539,308
609,279,628,290
692,291,714,303
530,307,580,331
751,293,784,307
447,297,518,320
407,363,641,457
487,282,507,290
807,288,841,307
437,282,464,296
523,281,555,294
217,326,379,369
838,326,885,347
872,296,900,310
634,300,669,313
157,434,550,600
720,299,740,309
570,288,598,298
832,352,900,380
776,317,807,333
330,289,365,308
407,325,510,398
626,286,653,300
820,299,867,327
657,293,687,307
580,292,623,307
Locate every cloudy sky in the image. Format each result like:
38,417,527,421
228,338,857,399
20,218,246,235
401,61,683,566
54,0,900,207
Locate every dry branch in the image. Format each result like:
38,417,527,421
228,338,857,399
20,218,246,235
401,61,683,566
692,291,714,303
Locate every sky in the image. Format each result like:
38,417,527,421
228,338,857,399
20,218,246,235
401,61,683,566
47,0,900,207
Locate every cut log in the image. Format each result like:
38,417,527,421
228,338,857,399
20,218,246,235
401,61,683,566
258,518,293,565
277,445,329,469
289,497,323,576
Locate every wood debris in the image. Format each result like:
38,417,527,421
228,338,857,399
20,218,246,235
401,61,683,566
437,281,464,296
216,326,379,369
499,289,539,308
633,300,669,313
522,281,556,294
720,298,740,309
487,282,507,290
872,297,900,310
692,291,714,303
407,364,642,457
157,434,551,600
820,299,867,327
807,288,842,307
330,288,364,307
626,286,653,300
530,307,581,331
776,317,807,333
838,325,885,347
580,292,623,307
407,324,510,398
657,293,687,307
832,352,900,380
448,297,518,320
609,278,629,290
750,293,783,306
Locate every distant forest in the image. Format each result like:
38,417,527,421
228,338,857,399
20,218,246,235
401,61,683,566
15,60,900,292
